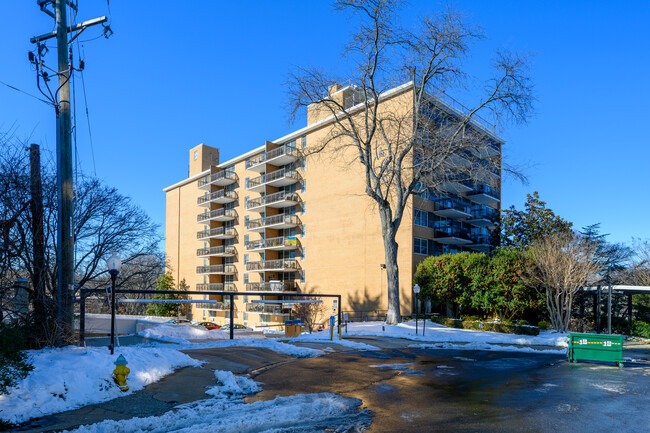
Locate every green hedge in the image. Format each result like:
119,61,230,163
430,316,540,336
631,321,650,339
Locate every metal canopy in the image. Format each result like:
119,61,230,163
583,285,650,295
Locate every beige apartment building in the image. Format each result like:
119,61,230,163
164,82,502,328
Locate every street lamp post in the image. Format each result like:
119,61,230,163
106,252,121,355
414,284,420,336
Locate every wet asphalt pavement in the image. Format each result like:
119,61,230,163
247,339,650,432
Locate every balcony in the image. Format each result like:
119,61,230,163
465,182,500,205
434,222,472,245
196,264,237,275
196,301,231,310
245,259,300,272
433,198,472,219
196,245,236,257
468,236,492,252
246,303,285,314
246,144,300,172
198,170,237,189
246,191,300,212
245,281,297,292
246,214,301,232
197,189,238,206
196,283,236,291
467,206,498,227
245,168,301,193
245,236,300,252
197,227,237,240
197,208,237,223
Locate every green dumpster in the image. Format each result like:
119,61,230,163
567,332,625,367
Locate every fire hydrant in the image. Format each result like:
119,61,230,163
113,354,130,392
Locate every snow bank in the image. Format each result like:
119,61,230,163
178,338,325,358
0,345,200,425
138,324,227,343
287,333,380,351
66,370,373,433
411,341,567,355
342,320,569,347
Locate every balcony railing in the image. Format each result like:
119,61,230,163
246,191,300,210
196,245,236,257
246,214,301,231
196,227,237,240
196,301,231,310
245,168,301,190
471,206,497,220
197,170,237,188
196,283,236,291
246,259,300,272
466,182,499,197
434,198,472,214
246,303,284,314
245,236,300,251
197,208,237,223
245,281,297,292
197,189,238,205
196,264,237,274
245,144,299,170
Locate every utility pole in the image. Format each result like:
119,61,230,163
29,144,47,341
31,1,108,345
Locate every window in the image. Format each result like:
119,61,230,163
244,234,249,244
244,273,249,283
300,270,305,284
414,209,428,227
193,150,198,160
301,135,306,149
244,254,249,264
414,238,428,255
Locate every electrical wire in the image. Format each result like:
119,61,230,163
0,79,53,106
77,43,97,176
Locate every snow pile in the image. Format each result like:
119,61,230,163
66,371,373,433
174,338,325,358
0,345,200,425
342,321,569,348
139,324,227,343
411,341,567,355
287,333,380,351
206,370,261,397
68,393,373,433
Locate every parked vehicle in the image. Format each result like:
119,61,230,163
167,318,192,325
194,321,222,330
223,323,252,330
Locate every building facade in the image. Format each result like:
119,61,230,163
164,82,502,328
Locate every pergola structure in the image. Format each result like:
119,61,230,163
581,285,650,334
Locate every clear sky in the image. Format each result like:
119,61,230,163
1,1,649,246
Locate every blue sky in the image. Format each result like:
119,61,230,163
1,1,649,245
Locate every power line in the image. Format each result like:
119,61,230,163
0,79,52,106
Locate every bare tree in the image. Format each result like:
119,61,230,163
287,0,533,323
528,231,602,332
292,297,327,333
0,136,163,345
629,239,650,286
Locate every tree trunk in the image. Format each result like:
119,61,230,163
382,224,401,325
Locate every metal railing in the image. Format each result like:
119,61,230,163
196,227,237,240
197,170,237,187
246,168,301,190
246,259,300,271
246,303,284,314
197,283,236,291
465,182,499,197
471,206,498,220
434,198,472,214
245,236,300,251
197,189,238,205
245,281,297,292
246,191,301,209
197,208,237,222
246,214,301,230
245,144,299,169
196,264,237,274
196,245,236,256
